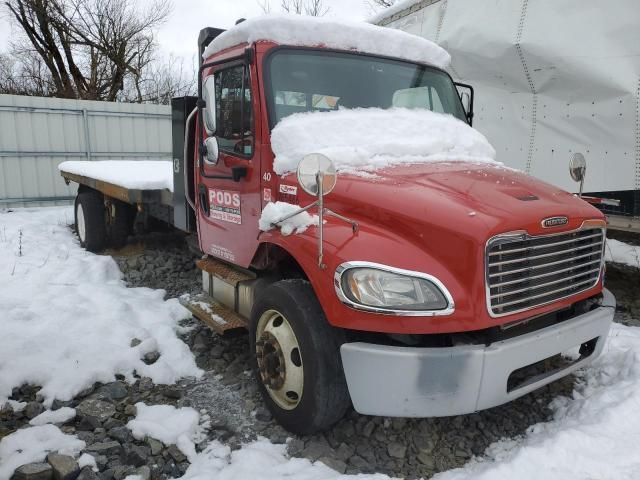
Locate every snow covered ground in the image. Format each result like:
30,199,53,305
2,206,640,480
0,207,200,407
606,238,640,268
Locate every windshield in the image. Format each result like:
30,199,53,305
266,49,467,128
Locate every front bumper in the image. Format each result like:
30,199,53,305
340,289,615,417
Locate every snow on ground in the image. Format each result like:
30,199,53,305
177,438,391,480
58,160,174,192
202,14,450,69
3,207,640,480
0,207,201,407
259,201,319,235
127,403,208,461
606,238,640,268
0,425,85,480
434,323,640,480
28,407,76,426
271,108,497,176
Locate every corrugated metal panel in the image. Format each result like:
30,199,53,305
0,94,171,207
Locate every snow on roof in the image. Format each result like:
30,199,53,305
58,160,173,192
202,14,450,69
369,0,425,25
270,108,497,176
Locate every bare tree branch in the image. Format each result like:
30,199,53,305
258,0,329,16
2,0,183,103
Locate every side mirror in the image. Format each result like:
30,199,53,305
569,152,587,197
296,153,337,196
454,82,474,126
204,136,219,165
203,76,217,134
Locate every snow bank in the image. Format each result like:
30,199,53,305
0,425,85,480
434,323,640,480
202,14,450,69
605,238,640,268
29,407,76,426
369,0,424,25
177,437,391,480
258,201,319,236
58,160,174,192
127,403,207,461
0,207,201,407
271,108,497,176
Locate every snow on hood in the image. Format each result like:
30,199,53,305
202,14,450,70
271,108,498,176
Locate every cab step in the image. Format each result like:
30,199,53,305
196,256,256,285
179,293,247,335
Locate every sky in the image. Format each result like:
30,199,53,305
0,0,376,67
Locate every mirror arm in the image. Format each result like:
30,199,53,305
317,171,325,269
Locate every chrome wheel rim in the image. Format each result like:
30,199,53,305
76,202,86,243
255,309,304,410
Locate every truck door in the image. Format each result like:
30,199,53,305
196,60,261,267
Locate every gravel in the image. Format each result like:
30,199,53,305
2,230,638,480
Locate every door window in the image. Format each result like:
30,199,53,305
213,65,254,157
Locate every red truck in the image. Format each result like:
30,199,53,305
60,15,615,435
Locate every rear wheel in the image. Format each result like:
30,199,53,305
250,279,350,434
75,190,107,252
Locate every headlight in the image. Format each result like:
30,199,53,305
334,262,454,315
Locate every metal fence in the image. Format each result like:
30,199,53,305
0,94,172,207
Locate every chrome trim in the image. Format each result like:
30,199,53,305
334,261,455,316
489,241,602,267
541,216,569,228
487,231,603,256
491,260,602,288
488,251,603,278
485,222,606,318
489,267,601,300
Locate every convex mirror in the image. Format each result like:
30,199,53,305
569,152,587,182
297,153,337,196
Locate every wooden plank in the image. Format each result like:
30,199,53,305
59,170,171,206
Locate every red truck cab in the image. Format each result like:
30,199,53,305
186,15,614,434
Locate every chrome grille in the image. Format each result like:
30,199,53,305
486,227,604,316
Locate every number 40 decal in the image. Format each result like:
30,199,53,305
262,172,272,182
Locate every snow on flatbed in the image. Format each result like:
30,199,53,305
58,160,174,192
202,14,451,69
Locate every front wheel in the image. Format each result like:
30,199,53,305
249,279,350,435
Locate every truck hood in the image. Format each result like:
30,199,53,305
327,161,603,241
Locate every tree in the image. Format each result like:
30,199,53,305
2,0,190,103
258,0,329,16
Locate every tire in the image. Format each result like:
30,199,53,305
108,200,136,249
75,190,107,252
249,279,350,434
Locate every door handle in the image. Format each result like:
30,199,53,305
198,184,210,216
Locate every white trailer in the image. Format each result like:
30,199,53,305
374,0,640,231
